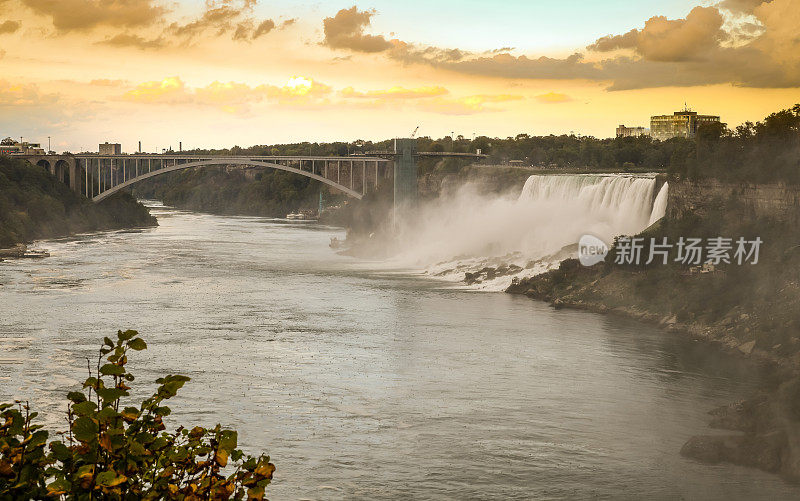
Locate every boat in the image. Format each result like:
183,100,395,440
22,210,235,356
286,211,318,221
22,249,50,258
330,237,341,249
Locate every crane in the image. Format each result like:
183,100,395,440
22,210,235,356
410,126,419,138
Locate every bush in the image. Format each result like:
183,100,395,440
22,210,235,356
0,330,274,500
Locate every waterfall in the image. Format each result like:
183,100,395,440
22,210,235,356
390,173,669,289
648,182,669,226
518,175,660,236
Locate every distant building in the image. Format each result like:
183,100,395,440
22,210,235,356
650,109,721,141
0,141,45,155
616,125,650,138
99,142,122,155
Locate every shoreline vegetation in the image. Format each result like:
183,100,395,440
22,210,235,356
0,156,157,250
0,330,275,500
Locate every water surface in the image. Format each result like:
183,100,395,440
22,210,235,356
0,203,797,500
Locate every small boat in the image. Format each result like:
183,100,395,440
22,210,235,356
287,212,318,221
22,249,50,259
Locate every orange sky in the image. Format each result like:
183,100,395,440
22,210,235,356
1,0,799,152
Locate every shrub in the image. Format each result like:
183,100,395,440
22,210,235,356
0,330,275,500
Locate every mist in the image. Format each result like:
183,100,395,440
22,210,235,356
386,174,668,289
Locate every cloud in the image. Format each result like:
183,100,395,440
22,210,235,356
432,52,602,80
0,20,20,34
322,6,393,53
122,76,333,112
98,33,165,49
718,0,774,15
168,2,242,39
123,76,190,104
19,0,166,32
587,6,726,62
165,0,274,44
535,92,573,104
90,78,127,87
358,1,800,90
253,19,274,38
418,94,523,115
234,18,274,40
340,85,449,99
0,79,58,106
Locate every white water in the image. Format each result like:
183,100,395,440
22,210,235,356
649,181,670,226
392,174,668,290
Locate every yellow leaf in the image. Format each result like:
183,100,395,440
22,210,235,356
254,462,275,479
215,449,228,467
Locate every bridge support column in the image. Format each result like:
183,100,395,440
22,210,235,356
393,138,418,215
68,158,79,193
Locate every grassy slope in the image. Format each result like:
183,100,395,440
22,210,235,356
0,156,157,248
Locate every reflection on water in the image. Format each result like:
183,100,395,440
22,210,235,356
0,202,797,500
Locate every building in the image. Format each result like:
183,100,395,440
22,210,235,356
650,109,721,141
99,142,122,155
616,125,650,138
0,140,45,155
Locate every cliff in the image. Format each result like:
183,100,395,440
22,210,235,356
667,179,800,222
0,156,157,248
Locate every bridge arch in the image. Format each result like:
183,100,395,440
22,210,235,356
54,159,70,186
93,158,366,202
36,159,52,173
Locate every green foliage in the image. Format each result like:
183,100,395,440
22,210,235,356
0,330,275,500
0,156,156,248
133,167,327,218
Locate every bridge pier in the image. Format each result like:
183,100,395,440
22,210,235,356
393,138,418,210
68,158,79,193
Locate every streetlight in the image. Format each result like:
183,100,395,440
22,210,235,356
48,136,51,154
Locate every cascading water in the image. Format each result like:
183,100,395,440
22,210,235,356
390,174,669,290
648,182,669,226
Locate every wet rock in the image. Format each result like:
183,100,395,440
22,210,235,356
739,340,757,355
708,397,773,433
680,433,784,473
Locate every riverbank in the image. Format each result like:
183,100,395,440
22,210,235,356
0,156,157,249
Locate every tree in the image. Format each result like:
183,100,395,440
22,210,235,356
0,137,15,146
0,330,275,500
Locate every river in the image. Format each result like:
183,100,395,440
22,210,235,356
1,202,798,499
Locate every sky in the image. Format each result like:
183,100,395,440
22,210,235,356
1,0,799,152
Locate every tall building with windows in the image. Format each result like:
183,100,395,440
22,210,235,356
650,109,720,141
616,125,650,138
99,142,122,154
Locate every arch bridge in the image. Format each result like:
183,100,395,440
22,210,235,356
16,139,487,207
21,154,392,202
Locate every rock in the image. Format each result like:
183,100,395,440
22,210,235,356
708,397,772,433
739,340,757,355
680,433,783,473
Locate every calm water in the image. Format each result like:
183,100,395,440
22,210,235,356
1,203,798,500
